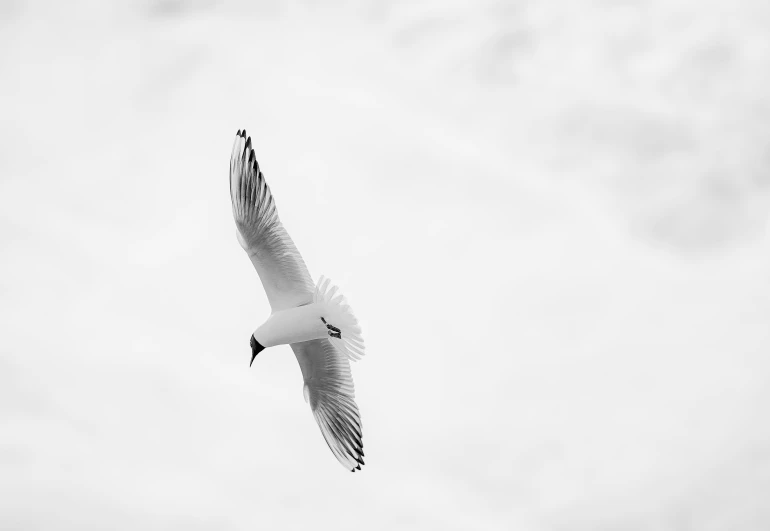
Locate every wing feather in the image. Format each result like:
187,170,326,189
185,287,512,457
291,339,365,472
230,130,314,311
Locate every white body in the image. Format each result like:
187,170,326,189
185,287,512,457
253,303,330,347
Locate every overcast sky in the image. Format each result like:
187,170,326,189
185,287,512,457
1,1,770,529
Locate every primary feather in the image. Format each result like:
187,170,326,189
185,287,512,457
293,339,365,471
230,129,315,311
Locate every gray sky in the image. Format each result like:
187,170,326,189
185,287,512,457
1,1,769,529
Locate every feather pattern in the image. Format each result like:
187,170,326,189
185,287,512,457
292,339,365,471
230,130,315,311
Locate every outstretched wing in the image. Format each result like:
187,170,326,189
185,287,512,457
291,339,365,472
230,130,315,311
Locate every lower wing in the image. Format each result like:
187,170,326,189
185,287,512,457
291,338,365,471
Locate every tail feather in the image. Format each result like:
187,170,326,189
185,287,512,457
314,276,365,362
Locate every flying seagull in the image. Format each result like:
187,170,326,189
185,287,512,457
229,130,366,472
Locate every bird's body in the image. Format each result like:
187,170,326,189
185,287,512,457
229,129,366,472
253,302,330,348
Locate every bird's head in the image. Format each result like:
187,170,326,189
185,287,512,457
249,335,265,366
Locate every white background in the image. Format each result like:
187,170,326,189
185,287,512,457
1,1,769,529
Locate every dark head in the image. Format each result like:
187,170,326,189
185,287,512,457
250,335,265,366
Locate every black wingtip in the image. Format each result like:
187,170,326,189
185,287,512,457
250,335,265,366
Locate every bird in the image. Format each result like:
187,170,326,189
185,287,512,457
229,129,366,472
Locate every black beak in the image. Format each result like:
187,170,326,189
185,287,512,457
250,335,265,367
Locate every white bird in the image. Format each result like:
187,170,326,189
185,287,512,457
229,129,366,472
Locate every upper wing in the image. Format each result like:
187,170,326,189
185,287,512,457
230,130,315,311
291,339,365,472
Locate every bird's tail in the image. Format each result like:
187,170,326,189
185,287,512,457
314,276,365,361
